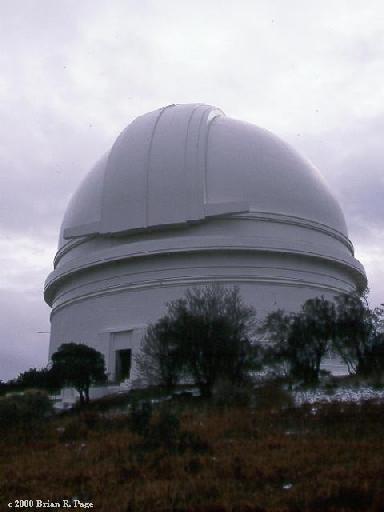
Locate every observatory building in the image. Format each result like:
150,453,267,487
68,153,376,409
45,104,366,385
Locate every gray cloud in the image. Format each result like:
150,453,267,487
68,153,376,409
0,289,50,381
287,115,384,240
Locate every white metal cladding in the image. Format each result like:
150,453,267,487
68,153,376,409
62,104,225,241
46,104,367,382
59,103,348,248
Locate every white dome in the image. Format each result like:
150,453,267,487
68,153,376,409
59,103,348,249
45,104,366,385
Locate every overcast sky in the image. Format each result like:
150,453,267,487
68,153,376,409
0,0,383,381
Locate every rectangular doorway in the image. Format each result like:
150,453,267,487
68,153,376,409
115,349,132,382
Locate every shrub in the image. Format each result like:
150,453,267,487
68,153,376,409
178,430,210,453
253,381,294,410
80,410,101,429
131,405,209,454
212,379,253,407
128,400,153,436
149,407,181,450
59,418,88,442
0,391,52,435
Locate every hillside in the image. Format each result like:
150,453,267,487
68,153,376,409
1,385,384,511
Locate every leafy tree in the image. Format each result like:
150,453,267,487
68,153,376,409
136,317,182,389
260,309,292,373
262,297,336,384
367,332,384,381
51,343,107,404
14,367,61,392
299,297,337,377
334,294,384,376
137,284,258,397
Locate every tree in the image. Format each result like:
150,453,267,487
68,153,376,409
136,317,182,389
334,294,384,376
261,297,336,384
260,309,291,373
137,284,258,397
51,343,107,404
299,297,337,378
367,332,384,381
14,367,62,392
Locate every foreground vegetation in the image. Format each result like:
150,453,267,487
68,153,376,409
1,386,384,512
2,286,383,510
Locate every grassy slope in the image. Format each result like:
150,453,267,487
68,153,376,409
1,397,384,512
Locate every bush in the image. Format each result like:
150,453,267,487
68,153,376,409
212,379,253,407
178,430,210,453
149,407,181,450
0,391,53,434
128,400,153,436
131,405,209,454
253,381,294,410
80,410,101,429
59,418,88,442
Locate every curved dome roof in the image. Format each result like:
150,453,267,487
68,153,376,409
59,103,348,249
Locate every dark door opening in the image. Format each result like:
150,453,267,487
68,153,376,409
116,349,132,381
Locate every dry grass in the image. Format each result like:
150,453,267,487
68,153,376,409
1,399,384,511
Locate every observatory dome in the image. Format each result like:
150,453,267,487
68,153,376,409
58,104,348,247
45,104,366,385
